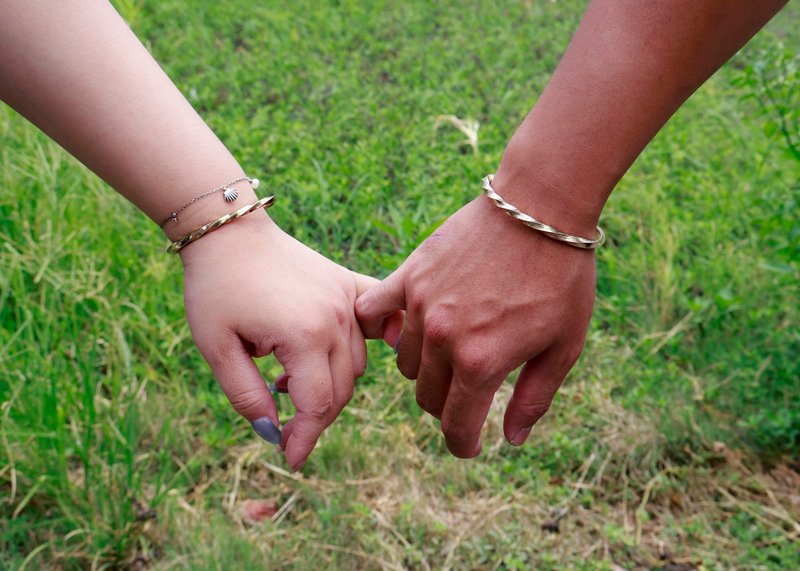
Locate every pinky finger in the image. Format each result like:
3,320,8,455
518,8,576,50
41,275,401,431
270,372,289,394
503,347,573,446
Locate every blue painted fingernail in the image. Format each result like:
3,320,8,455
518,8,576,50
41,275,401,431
251,417,282,445
268,383,288,394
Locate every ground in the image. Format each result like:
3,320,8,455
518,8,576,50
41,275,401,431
0,1,798,569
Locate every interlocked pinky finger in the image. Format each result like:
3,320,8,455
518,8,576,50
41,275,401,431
395,318,423,380
349,320,368,379
414,340,452,419
327,341,356,425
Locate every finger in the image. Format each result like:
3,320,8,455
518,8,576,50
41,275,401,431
355,269,406,342
380,310,406,348
206,337,281,445
503,346,575,446
395,317,423,380
277,419,292,452
351,271,405,346
351,271,379,297
270,372,289,394
277,343,353,458
349,320,367,379
276,348,334,471
327,340,356,423
414,340,452,420
281,342,354,462
440,362,505,458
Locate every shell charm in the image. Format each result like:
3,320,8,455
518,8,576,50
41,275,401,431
223,186,239,202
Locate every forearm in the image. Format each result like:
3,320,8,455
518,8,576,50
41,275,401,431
0,0,259,241
494,0,788,235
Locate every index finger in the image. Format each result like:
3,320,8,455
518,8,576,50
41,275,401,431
200,334,282,445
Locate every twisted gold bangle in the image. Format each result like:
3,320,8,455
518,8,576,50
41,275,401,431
166,195,276,254
480,174,605,250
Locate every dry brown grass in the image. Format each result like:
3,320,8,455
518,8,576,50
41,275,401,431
136,368,799,570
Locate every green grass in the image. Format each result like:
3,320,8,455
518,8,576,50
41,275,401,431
1,0,798,569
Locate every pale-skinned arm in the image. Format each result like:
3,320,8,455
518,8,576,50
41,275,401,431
0,0,385,470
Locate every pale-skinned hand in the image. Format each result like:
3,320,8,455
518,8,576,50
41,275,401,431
180,212,396,471
356,187,596,457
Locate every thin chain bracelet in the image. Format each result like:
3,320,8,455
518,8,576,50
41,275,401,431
159,176,261,227
167,195,276,253
480,174,605,250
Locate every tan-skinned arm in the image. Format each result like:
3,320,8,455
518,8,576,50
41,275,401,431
0,0,390,471
357,0,788,457
495,0,789,235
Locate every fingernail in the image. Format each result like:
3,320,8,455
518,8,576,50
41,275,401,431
511,426,533,446
268,383,288,394
393,334,402,355
251,417,282,445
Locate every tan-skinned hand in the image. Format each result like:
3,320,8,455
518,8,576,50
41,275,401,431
356,192,596,457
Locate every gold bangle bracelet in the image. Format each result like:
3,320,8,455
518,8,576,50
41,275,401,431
480,174,605,250
166,195,276,254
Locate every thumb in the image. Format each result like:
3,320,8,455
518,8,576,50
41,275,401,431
351,271,380,297
354,269,406,346
205,337,282,445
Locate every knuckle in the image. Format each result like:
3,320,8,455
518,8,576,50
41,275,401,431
331,304,350,328
203,333,239,369
332,383,355,415
407,291,424,315
227,386,267,418
207,345,229,370
416,394,441,417
295,410,330,435
296,321,329,345
290,372,335,420
454,344,494,377
440,420,473,444
304,393,333,419
313,384,334,414
424,309,452,344
516,400,552,423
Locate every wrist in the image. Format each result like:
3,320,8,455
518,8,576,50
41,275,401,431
161,177,261,242
492,135,612,238
177,208,278,266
